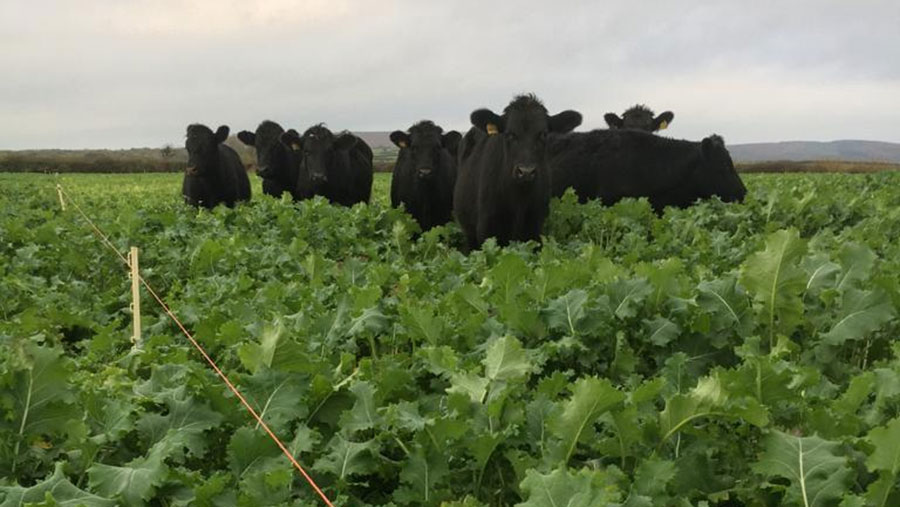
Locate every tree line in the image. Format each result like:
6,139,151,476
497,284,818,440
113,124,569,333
0,140,398,173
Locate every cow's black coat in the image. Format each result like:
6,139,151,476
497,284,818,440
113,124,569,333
237,120,304,199
281,125,373,206
182,124,251,208
549,129,746,212
454,94,582,249
604,104,674,133
390,121,461,231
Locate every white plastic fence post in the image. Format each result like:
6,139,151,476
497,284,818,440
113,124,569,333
129,247,142,348
56,184,66,211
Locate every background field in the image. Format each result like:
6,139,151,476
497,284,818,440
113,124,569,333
3,138,900,174
2,171,900,505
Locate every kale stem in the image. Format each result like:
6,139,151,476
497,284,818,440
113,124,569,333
11,368,34,476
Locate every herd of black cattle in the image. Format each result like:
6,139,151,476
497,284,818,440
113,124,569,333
182,94,747,249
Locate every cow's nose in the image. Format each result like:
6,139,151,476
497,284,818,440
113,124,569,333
515,165,536,178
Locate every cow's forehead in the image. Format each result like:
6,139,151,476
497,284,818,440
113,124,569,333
304,125,333,139
303,127,335,149
410,128,442,146
304,137,331,150
505,108,548,133
186,125,214,140
623,109,653,127
256,122,284,142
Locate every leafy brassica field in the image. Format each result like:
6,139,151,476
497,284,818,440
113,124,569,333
2,171,900,506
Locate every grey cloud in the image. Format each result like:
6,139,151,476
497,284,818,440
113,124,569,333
1,0,898,148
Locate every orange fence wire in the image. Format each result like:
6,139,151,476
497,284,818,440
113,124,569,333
55,184,335,507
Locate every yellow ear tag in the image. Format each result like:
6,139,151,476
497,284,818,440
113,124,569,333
486,123,499,135
658,120,668,130
398,140,407,148
291,143,301,151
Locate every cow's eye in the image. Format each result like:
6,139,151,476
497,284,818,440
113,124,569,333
538,131,548,142
505,133,516,142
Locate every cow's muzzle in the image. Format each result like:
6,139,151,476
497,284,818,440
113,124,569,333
417,167,433,178
514,165,537,181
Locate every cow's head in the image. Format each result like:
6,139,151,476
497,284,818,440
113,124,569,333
390,121,461,180
604,105,674,133
185,124,229,176
700,135,746,203
282,124,357,188
470,94,581,184
238,120,290,179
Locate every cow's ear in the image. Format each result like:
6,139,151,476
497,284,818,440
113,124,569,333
604,113,624,129
334,133,358,151
280,131,303,151
653,111,674,131
442,131,462,154
390,131,410,148
549,110,582,134
237,131,256,146
471,109,503,134
214,126,230,143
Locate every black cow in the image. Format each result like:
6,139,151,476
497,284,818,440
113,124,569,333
454,94,582,249
281,125,373,206
182,124,251,208
390,121,461,231
549,130,746,212
604,104,674,133
237,120,303,199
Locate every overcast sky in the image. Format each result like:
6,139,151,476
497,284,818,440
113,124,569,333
2,0,899,149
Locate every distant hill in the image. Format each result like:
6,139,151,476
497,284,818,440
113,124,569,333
728,140,900,163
